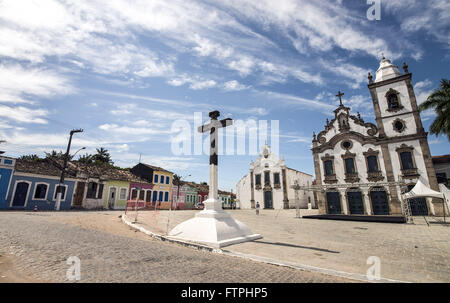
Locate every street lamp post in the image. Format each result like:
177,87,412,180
55,129,83,211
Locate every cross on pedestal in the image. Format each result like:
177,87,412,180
198,111,232,202
336,91,344,106
168,110,261,248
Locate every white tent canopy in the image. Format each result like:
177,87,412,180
401,179,444,200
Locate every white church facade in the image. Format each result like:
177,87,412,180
236,144,314,209
312,57,444,217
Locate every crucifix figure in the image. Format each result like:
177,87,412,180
198,110,233,204
336,91,344,106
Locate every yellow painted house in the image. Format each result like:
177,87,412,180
130,163,173,210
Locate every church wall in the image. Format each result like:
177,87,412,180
383,115,417,138
387,140,428,184
236,173,251,209
286,169,314,208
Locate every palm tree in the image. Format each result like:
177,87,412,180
93,147,113,165
77,153,94,164
173,174,182,203
45,150,67,160
18,154,41,161
419,79,450,141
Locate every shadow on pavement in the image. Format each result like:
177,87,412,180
253,240,340,254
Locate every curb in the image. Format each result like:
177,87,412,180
121,213,409,283
121,214,222,253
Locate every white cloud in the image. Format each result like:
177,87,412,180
0,105,48,124
0,64,73,104
414,79,434,105
189,80,217,90
227,56,255,76
223,80,249,91
264,91,335,112
385,0,450,49
167,75,217,90
98,124,172,136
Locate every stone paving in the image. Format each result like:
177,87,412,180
128,208,450,282
0,211,352,283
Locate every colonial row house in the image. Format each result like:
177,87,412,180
188,182,209,205
7,158,77,210
172,182,198,210
0,156,166,210
311,57,444,217
130,163,173,210
0,156,16,209
219,190,232,208
67,162,151,210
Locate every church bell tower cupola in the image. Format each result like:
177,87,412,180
368,57,425,139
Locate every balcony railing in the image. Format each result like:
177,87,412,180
344,173,360,183
401,168,419,178
324,174,338,184
367,171,384,182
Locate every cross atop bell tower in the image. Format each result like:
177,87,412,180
336,91,344,106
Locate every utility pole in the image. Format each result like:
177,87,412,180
55,129,83,211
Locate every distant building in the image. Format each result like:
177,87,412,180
0,156,15,209
172,182,199,209
236,144,314,209
7,158,77,210
130,163,173,209
219,190,232,208
433,155,450,186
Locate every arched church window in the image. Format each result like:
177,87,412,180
324,160,334,176
264,171,270,185
344,158,356,174
255,174,261,186
400,152,414,170
273,173,280,185
388,93,399,109
367,156,379,173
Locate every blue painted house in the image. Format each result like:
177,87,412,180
0,156,15,209
6,158,77,210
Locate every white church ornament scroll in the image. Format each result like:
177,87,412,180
168,110,262,248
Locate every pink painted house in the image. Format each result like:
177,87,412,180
128,182,154,208
172,183,187,209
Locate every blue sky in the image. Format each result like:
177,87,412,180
0,0,449,190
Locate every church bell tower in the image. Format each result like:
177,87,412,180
368,57,425,139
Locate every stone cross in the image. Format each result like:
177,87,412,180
198,111,233,200
336,91,344,106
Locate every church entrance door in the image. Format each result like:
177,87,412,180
326,192,341,214
347,190,364,215
264,191,273,209
407,185,429,216
370,188,389,215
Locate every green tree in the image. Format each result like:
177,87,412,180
18,154,41,161
77,153,94,164
419,79,450,140
92,147,113,165
44,150,68,160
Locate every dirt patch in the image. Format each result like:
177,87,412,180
44,212,155,242
0,253,46,283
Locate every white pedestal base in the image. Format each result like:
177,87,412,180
168,198,262,248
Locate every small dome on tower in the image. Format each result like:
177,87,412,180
375,57,402,82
